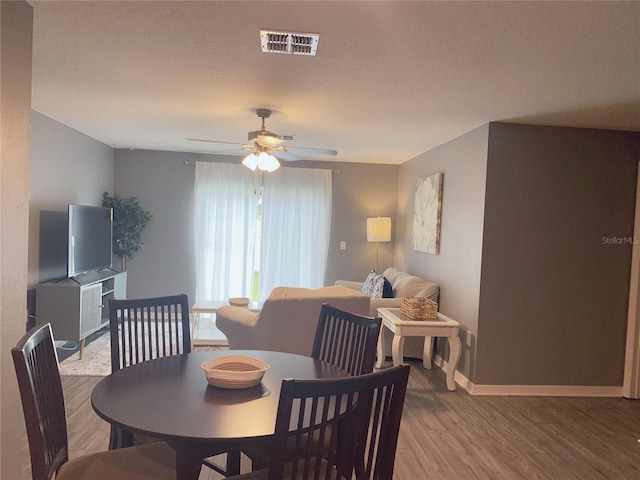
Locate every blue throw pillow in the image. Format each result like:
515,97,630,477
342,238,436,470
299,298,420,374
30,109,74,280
382,277,393,298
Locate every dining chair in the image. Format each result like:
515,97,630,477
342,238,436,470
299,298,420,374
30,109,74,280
227,364,411,480
109,293,191,373
108,293,192,449
12,323,176,480
312,303,382,376
245,303,383,470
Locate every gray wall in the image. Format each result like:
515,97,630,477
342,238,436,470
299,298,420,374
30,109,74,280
28,111,114,287
1,1,34,478
477,123,639,385
395,122,639,386
114,149,399,303
113,150,197,300
395,125,489,377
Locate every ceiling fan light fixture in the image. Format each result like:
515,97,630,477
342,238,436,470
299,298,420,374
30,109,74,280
257,151,280,172
242,153,259,171
253,132,284,148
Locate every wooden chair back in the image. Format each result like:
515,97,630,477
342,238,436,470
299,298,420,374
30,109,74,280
265,364,410,480
312,303,382,376
109,293,191,373
12,324,69,480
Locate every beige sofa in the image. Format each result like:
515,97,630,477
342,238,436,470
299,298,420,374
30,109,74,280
335,267,439,317
336,267,439,360
215,285,370,356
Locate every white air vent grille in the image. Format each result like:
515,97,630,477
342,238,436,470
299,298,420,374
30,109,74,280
260,30,319,56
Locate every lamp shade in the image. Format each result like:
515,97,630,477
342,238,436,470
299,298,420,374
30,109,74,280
367,217,391,242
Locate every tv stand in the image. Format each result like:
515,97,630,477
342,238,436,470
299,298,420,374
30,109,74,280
36,270,127,359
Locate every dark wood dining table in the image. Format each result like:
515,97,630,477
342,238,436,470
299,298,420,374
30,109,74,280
91,349,350,480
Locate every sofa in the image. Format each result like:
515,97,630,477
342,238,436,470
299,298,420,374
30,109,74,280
335,267,439,317
215,285,370,356
336,267,439,360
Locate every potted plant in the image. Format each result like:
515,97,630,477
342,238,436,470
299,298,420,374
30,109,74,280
102,192,152,271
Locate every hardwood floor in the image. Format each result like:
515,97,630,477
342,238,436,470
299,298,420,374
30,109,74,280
59,361,640,480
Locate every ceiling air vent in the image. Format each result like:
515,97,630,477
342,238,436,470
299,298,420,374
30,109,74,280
260,30,319,56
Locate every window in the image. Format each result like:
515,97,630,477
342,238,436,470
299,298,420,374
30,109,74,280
194,162,331,302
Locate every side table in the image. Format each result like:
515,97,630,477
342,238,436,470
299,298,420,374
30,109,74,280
376,307,462,391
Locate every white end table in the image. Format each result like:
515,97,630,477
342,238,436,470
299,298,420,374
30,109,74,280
191,300,262,346
376,307,462,391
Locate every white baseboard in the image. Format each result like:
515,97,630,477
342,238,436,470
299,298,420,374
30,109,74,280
469,384,623,397
431,354,624,397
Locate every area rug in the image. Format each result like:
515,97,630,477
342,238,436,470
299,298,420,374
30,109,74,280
58,332,227,376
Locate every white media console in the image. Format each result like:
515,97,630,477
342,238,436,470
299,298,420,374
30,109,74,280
36,269,126,359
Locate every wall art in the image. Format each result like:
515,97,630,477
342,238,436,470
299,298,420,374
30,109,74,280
412,172,443,254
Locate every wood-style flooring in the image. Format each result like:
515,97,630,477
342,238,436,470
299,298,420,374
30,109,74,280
59,360,640,480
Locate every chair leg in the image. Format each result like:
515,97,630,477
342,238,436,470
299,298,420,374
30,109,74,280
202,457,227,476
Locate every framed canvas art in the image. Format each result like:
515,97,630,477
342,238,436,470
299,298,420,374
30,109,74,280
412,172,443,254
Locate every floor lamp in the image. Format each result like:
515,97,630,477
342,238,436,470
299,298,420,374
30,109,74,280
367,217,391,272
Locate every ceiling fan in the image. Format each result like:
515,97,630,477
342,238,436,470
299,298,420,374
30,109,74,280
187,108,337,171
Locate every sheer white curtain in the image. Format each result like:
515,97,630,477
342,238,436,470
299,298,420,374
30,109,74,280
194,163,332,302
260,168,332,297
193,162,258,302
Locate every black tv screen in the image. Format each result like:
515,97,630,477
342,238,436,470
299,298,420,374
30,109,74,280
68,204,113,277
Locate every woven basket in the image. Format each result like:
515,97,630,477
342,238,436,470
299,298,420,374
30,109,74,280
400,297,438,320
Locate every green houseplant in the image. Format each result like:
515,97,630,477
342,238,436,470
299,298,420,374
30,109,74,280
102,192,152,271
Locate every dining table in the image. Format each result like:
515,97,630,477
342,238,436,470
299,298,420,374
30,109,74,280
91,349,350,480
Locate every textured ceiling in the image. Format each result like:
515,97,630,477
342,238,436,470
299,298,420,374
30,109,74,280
30,1,640,165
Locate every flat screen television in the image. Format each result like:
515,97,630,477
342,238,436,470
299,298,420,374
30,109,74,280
67,204,113,277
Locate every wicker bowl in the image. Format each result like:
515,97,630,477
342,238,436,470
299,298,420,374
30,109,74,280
229,297,250,307
201,355,270,389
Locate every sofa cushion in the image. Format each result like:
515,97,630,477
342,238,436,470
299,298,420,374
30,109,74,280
382,267,403,286
384,267,440,302
392,272,438,299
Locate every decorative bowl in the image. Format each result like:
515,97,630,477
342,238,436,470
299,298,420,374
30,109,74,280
229,297,250,307
201,355,270,389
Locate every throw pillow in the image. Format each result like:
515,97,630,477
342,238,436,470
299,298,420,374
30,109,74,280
361,270,378,296
382,277,393,298
370,274,386,298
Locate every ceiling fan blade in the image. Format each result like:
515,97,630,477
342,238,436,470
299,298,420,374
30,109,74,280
271,150,300,162
208,148,253,156
186,138,253,149
283,145,338,156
